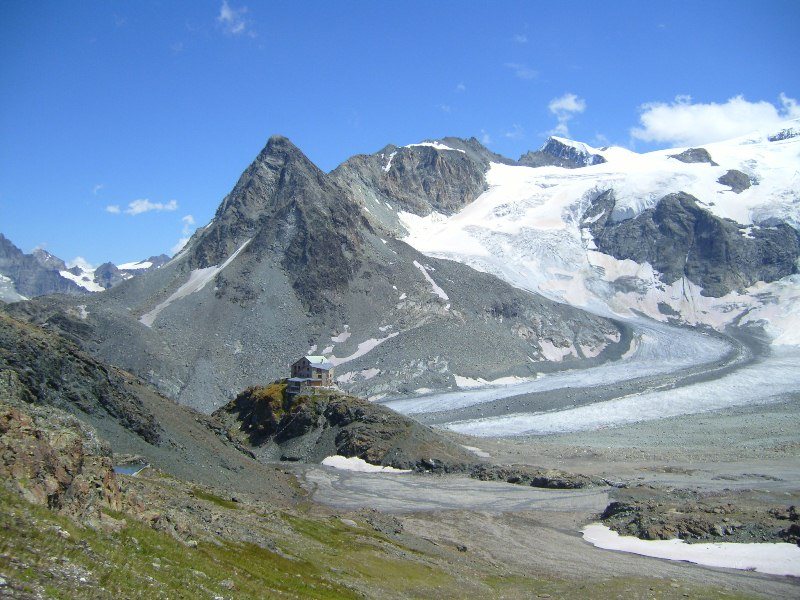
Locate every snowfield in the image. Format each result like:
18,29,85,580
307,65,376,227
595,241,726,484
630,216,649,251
398,119,800,345
387,122,800,436
582,523,800,577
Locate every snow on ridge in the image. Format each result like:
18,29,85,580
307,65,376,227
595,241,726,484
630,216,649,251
413,260,449,300
397,128,800,344
118,260,153,270
546,135,602,155
405,141,466,153
139,238,251,328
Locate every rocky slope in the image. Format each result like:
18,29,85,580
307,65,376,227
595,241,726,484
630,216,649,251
8,135,624,413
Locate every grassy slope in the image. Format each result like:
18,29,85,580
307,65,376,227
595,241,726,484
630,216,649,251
0,480,759,600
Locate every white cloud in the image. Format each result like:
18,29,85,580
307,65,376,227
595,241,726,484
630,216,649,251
105,205,121,214
217,0,253,36
92,183,104,195
170,237,190,256
181,214,196,236
503,123,524,140
125,199,178,216
504,62,538,80
513,34,528,43
547,92,586,137
455,82,466,93
439,104,451,113
631,94,800,146
480,129,492,145
592,132,611,147
171,214,196,255
67,256,95,271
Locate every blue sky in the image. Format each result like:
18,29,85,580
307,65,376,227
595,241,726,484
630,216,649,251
1,1,799,265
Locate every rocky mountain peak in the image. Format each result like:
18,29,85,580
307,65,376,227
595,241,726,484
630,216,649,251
31,248,67,271
519,136,606,169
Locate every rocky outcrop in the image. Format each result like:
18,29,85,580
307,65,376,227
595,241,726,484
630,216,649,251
216,383,477,471
602,489,800,546
469,464,607,489
519,137,606,169
584,190,800,296
717,169,752,193
0,400,123,520
669,147,718,165
0,313,162,445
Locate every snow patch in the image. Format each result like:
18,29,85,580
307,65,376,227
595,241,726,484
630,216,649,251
582,523,800,577
462,445,491,458
413,260,449,300
139,239,251,327
329,332,399,366
59,269,104,293
382,150,397,172
322,456,411,474
539,340,575,362
336,368,380,384
331,327,351,343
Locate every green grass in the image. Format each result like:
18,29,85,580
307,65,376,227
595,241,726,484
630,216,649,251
0,484,766,600
190,487,240,510
0,486,356,599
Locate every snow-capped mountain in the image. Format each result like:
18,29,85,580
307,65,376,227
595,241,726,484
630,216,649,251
0,233,170,301
397,120,800,345
13,136,623,413
8,122,799,414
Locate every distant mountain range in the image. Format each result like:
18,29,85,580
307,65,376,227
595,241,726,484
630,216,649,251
6,120,799,411
0,233,168,301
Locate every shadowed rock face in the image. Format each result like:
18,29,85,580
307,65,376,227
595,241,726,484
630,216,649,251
519,137,606,169
216,384,476,471
584,190,800,297
717,169,752,193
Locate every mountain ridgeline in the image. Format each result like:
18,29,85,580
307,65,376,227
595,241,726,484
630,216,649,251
6,126,800,413
7,135,626,413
